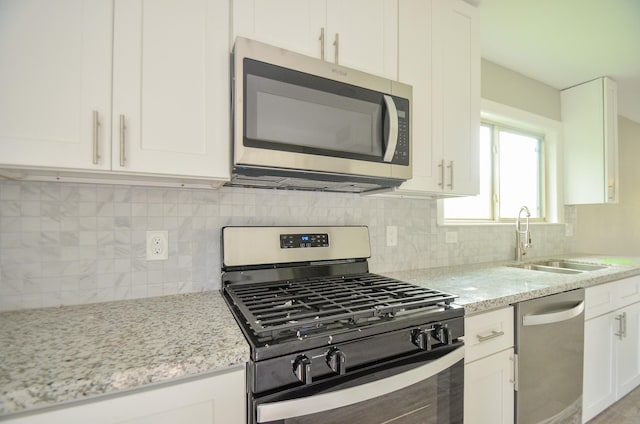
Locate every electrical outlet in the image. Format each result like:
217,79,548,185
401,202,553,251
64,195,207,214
386,226,398,247
146,230,168,261
565,223,574,237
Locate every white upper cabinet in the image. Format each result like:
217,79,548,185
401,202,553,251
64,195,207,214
0,0,113,170
562,76,619,204
324,0,397,79
232,0,398,80
391,0,480,197
432,0,480,196
112,0,229,180
0,0,230,187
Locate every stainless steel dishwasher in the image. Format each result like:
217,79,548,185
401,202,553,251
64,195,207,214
515,288,585,424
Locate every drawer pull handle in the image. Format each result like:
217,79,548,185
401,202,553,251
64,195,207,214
476,330,505,342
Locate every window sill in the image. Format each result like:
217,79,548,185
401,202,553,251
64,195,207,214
439,221,567,228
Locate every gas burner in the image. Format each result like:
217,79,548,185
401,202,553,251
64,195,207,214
225,272,456,345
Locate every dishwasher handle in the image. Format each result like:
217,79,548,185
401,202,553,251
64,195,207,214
522,301,585,326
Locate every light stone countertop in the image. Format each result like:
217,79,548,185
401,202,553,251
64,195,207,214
384,255,640,315
0,292,249,417
2,254,639,418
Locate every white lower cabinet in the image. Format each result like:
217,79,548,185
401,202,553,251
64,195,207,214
4,367,246,424
583,276,640,423
583,311,617,421
464,306,515,424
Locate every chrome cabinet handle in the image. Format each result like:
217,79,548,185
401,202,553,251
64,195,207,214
119,114,126,167
476,330,505,342
608,184,615,201
333,33,339,64
614,312,626,340
615,314,622,339
447,161,454,190
92,111,100,165
319,27,325,61
438,159,445,188
510,354,516,385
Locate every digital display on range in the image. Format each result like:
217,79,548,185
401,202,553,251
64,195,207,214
280,233,329,249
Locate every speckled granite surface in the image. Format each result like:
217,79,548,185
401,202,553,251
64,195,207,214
2,255,639,418
385,255,640,315
0,292,249,417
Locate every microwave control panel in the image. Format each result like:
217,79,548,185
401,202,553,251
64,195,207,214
393,110,409,165
388,98,410,166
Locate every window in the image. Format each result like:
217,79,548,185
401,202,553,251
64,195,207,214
444,122,545,221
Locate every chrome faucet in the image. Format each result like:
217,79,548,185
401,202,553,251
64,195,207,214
515,206,532,262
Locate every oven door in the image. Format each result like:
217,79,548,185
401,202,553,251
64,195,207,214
254,345,464,424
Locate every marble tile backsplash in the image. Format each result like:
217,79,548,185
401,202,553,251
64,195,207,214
0,181,576,311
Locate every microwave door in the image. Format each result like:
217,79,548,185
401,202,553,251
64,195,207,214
382,95,399,163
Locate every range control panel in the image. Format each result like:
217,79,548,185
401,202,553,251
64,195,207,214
280,233,329,249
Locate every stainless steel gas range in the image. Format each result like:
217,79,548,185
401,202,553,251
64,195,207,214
221,226,464,424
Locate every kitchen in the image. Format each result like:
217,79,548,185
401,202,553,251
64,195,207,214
1,0,640,423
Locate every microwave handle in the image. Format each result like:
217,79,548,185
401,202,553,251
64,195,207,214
382,95,399,162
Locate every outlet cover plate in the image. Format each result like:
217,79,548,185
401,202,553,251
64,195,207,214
386,226,398,247
146,230,168,261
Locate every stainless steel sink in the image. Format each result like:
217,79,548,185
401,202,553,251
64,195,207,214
511,264,583,274
511,260,608,274
532,260,607,272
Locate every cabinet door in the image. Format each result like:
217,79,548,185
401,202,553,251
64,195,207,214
583,313,617,423
464,348,514,424
432,0,480,196
325,0,397,79
392,0,479,196
562,77,619,204
616,302,640,399
232,0,325,58
465,307,514,364
112,0,229,180
585,281,618,320
395,0,439,194
4,367,246,424
616,275,640,310
0,0,112,171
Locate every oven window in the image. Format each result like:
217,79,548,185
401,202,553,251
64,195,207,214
244,59,385,161
261,359,463,424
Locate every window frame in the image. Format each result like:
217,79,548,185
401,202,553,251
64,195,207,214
489,120,547,223
438,99,564,226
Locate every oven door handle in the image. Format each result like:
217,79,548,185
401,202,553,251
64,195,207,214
382,94,399,163
256,346,464,423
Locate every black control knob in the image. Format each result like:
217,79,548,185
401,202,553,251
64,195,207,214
293,355,312,384
326,347,347,375
411,328,433,351
435,324,453,345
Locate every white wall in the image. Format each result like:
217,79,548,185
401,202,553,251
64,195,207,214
481,59,561,121
575,117,640,255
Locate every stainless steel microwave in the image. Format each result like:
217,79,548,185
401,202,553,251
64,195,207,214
229,37,412,193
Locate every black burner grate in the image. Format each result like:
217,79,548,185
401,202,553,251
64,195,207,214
225,273,456,342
